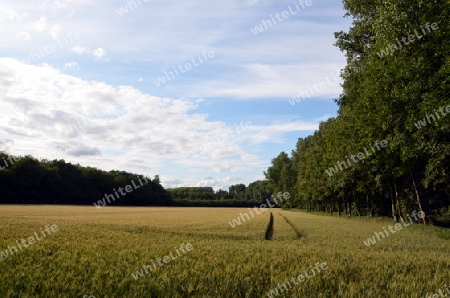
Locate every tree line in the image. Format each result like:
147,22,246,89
167,180,274,207
0,153,171,206
262,0,450,225
0,153,277,208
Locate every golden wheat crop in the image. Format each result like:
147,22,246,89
0,206,448,297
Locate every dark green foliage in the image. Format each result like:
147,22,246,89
245,180,272,203
0,154,172,206
259,0,450,222
168,187,216,201
171,199,254,207
168,181,274,207
228,184,246,200
0,153,278,207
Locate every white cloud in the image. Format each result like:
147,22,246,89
93,47,106,60
49,24,61,38
0,1,349,98
248,121,319,143
0,139,15,153
64,61,78,70
34,15,47,32
0,58,323,189
162,175,246,191
42,0,67,11
0,10,29,22
0,58,250,170
178,63,345,99
245,0,269,6
71,46,107,61
16,32,31,41
71,45,89,54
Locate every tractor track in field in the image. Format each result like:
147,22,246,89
264,212,274,240
278,212,302,239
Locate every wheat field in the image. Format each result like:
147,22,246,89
0,206,449,297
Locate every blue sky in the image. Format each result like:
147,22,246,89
0,0,352,190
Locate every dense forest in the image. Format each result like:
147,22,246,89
0,153,172,206
262,0,450,224
0,153,274,207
